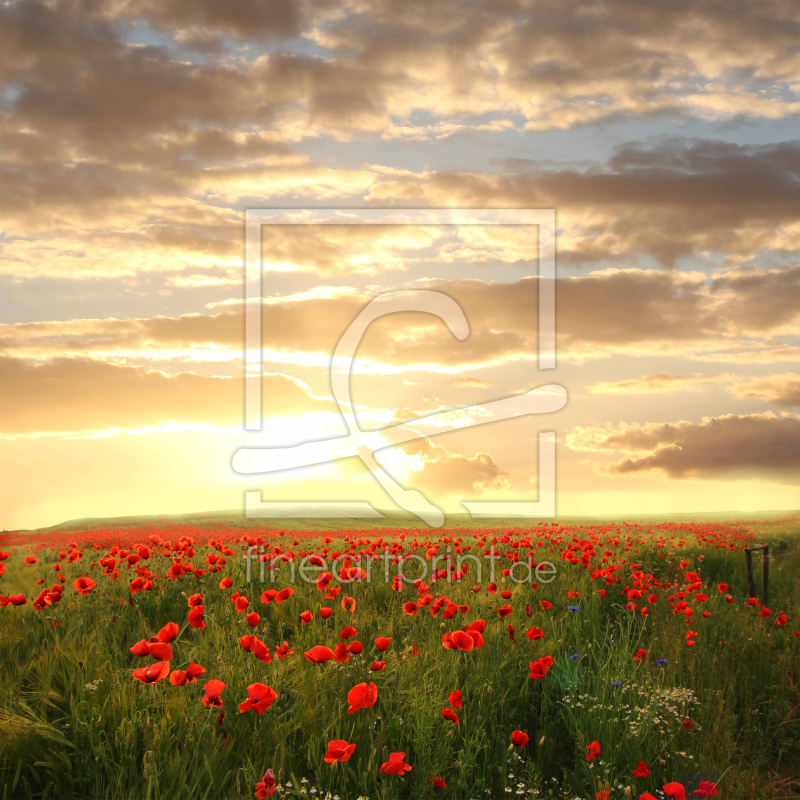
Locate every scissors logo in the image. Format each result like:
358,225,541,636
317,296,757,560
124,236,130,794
232,289,567,526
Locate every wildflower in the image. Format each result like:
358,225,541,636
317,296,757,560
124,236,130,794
430,777,446,788
449,689,463,709
187,605,205,630
132,661,170,685
201,679,225,708
73,577,95,595
379,753,412,775
529,656,554,680
586,741,601,761
631,761,651,778
375,637,392,651
239,683,278,715
526,627,545,641
324,740,356,763
370,661,386,671
304,646,336,664
568,605,580,612
254,769,276,799
570,653,579,660
663,783,687,800
347,682,377,714
511,730,529,746
441,708,459,724
633,649,647,662
693,781,719,797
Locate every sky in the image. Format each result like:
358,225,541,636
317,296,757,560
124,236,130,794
2,0,800,530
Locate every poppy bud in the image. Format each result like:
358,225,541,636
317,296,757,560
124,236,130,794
539,736,545,746
486,685,493,694
507,743,514,751
625,787,632,797
440,622,445,630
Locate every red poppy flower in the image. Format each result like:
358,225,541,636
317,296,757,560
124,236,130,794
528,656,553,680
347,640,363,654
169,669,188,686
370,660,386,671
304,645,335,664
133,661,170,684
663,783,687,800
155,622,178,643
24,556,37,566
275,587,294,604
254,768,276,799
633,648,647,662
631,761,651,778
320,607,333,618
586,740,601,761
219,577,233,589
299,610,313,625
188,593,203,607
717,583,728,593
539,600,552,610
500,590,512,599
681,717,692,729
324,739,356,763
511,730,529,746
347,682,377,714
202,679,225,708
188,605,205,630
148,642,173,661
403,602,418,616
441,708,459,724
430,777,446,788
693,781,719,797
239,683,278,715
341,595,356,612
261,589,278,604
442,630,475,651
375,636,392,651
275,641,294,659
595,791,610,800
640,794,658,800
247,612,261,627
235,596,249,612
73,576,95,595
379,752,412,775
339,625,357,639
449,689,462,709
130,639,151,657
498,604,513,617
526,627,545,641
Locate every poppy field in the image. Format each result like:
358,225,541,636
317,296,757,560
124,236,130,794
1,514,799,800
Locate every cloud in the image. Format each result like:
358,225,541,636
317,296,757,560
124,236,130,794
728,373,800,407
566,412,800,483
588,374,706,394
0,356,330,435
367,139,800,266
399,437,509,497
1,267,798,368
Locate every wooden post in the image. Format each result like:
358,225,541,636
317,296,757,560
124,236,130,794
762,545,769,608
745,549,755,599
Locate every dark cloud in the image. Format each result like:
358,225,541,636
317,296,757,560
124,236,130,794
566,412,800,483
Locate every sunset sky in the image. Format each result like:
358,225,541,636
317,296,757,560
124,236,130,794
2,0,800,529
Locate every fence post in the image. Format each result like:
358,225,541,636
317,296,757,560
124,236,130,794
762,545,769,608
745,549,755,599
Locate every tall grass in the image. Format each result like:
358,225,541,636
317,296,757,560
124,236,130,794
0,517,798,799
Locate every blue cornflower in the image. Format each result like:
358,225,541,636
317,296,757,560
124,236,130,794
611,681,622,687
655,658,668,665
570,653,579,660
567,605,580,612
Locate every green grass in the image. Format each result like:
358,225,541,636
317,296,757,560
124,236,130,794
0,514,799,800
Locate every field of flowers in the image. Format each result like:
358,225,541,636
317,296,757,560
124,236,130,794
1,514,799,800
